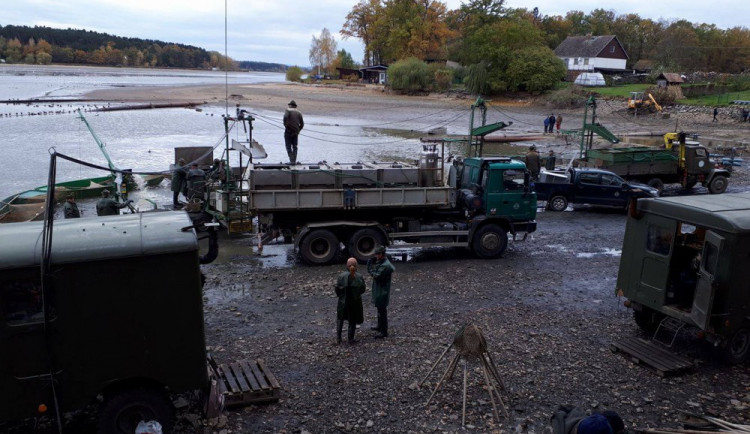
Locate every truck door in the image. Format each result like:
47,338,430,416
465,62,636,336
635,217,677,305
575,172,603,204
485,168,530,219
689,230,723,329
599,173,627,206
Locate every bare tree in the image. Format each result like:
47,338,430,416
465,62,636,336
309,28,338,76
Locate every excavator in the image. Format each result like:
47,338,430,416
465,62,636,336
627,91,662,113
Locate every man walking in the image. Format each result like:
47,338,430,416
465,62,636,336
64,194,80,218
713,107,718,122
367,246,395,338
96,190,131,216
335,257,367,344
172,158,187,208
283,100,304,164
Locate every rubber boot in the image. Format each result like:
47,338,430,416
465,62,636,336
347,322,357,344
336,320,344,344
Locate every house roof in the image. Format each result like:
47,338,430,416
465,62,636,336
658,73,684,83
359,65,388,72
554,35,628,59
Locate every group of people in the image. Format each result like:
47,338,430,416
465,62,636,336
524,145,558,182
544,114,563,134
63,189,134,219
335,246,395,344
171,158,222,208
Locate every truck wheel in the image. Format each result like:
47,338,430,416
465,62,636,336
300,229,339,265
472,224,508,258
348,228,386,262
547,195,568,212
647,178,664,195
708,175,728,194
97,388,174,434
721,327,750,365
633,307,663,334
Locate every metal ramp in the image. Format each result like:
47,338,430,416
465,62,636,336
610,337,694,377
208,356,281,407
653,316,687,347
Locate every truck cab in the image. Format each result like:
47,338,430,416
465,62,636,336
0,212,209,431
617,193,750,364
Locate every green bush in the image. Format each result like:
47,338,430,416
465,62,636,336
388,58,430,94
464,62,490,95
285,66,303,82
428,63,454,91
505,47,566,93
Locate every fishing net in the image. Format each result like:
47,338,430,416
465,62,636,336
453,324,487,357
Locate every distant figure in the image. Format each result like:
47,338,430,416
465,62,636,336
525,145,541,181
548,114,557,134
64,194,80,219
367,245,395,338
543,116,551,134
335,257,367,344
186,163,206,201
283,100,304,164
741,108,748,122
556,114,563,133
713,107,718,122
171,158,187,208
96,190,131,216
209,158,227,183
545,150,557,171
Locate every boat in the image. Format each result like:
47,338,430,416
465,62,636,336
0,175,115,222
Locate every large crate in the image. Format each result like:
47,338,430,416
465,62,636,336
586,147,677,164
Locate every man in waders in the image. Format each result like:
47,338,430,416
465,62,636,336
367,246,395,338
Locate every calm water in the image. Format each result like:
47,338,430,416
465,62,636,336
0,65,454,202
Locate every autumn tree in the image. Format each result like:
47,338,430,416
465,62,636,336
309,28,337,75
341,0,383,66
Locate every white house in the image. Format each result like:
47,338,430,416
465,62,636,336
554,35,628,72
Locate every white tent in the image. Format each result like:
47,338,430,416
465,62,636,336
574,72,606,86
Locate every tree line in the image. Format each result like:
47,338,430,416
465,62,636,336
0,25,240,69
339,0,750,93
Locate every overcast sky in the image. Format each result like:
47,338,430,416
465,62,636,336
3,0,748,66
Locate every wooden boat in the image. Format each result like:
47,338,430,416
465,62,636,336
0,175,115,223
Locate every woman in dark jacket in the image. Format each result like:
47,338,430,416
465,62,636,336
336,257,367,344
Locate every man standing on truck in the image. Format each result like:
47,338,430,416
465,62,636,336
335,257,367,344
283,100,304,164
96,190,131,216
367,246,395,338
525,145,541,181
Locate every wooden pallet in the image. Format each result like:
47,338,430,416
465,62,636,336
610,337,694,377
211,357,281,407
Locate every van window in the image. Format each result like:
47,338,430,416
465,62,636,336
579,173,600,185
646,225,673,256
702,242,719,275
1,277,49,325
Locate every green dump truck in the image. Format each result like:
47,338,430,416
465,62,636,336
0,212,210,432
616,193,750,364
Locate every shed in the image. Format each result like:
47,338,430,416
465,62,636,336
359,65,388,84
656,73,684,88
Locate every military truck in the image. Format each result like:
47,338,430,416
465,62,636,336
211,151,537,264
616,193,750,364
581,133,730,195
0,212,210,432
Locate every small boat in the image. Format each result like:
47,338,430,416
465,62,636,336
0,175,115,223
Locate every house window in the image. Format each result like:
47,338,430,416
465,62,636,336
573,58,579,65
610,46,615,53
583,58,589,66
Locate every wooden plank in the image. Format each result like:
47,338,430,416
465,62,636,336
614,339,671,371
240,360,262,391
230,362,251,392
257,358,281,389
611,338,693,376
219,363,241,393
250,360,271,390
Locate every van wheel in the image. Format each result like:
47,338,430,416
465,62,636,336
547,195,568,212
300,229,339,265
633,307,663,334
647,178,664,195
472,224,508,258
708,175,728,194
721,327,750,365
97,388,174,434
348,228,386,263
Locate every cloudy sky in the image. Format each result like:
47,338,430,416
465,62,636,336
2,0,748,66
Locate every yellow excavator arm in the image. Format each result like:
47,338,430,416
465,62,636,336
648,93,662,112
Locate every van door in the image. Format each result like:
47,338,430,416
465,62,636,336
689,231,723,329
636,217,677,305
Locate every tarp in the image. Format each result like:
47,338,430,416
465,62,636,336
574,72,606,87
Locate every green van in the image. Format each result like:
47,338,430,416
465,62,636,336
0,212,209,432
617,193,750,364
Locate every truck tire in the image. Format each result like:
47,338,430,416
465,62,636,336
472,224,508,258
721,327,750,365
348,228,386,263
647,178,664,195
97,388,174,434
708,175,728,194
547,195,568,212
633,306,663,334
300,229,339,265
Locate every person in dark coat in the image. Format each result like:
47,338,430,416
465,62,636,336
283,100,304,164
171,158,187,207
545,150,557,171
543,116,550,134
63,194,80,218
96,190,130,216
336,257,367,344
525,145,541,181
549,114,557,133
713,107,718,122
367,245,395,338
186,163,206,201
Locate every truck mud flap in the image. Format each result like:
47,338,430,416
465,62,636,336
208,354,281,407
610,337,694,377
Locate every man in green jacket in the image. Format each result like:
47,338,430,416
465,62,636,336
96,190,131,216
367,246,395,338
171,158,187,208
336,257,367,344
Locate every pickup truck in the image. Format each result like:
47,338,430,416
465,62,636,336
534,168,659,211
